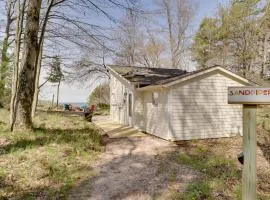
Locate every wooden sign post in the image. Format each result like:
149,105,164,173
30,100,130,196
242,104,257,200
228,87,270,200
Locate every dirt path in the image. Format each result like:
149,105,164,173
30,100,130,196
68,117,198,200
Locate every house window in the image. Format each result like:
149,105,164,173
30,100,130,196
128,93,132,116
152,92,158,106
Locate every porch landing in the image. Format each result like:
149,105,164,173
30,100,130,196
92,115,146,138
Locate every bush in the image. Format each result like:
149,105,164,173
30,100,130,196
97,103,110,109
88,83,109,106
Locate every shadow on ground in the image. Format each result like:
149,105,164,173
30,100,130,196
67,135,199,200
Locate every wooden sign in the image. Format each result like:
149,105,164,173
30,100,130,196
228,87,270,104
228,86,263,200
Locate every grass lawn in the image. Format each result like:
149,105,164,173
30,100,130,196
166,137,269,200
167,140,243,200
0,109,101,199
165,107,270,200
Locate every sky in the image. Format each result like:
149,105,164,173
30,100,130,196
193,0,230,27
52,0,230,103
0,0,230,103
53,0,230,103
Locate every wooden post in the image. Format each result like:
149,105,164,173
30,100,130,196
242,104,257,200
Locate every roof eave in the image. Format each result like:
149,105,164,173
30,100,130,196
137,85,165,91
108,65,136,89
164,67,253,87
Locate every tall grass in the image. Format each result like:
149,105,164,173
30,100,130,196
0,109,101,199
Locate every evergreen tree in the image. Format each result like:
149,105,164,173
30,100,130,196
191,0,265,79
191,18,220,68
47,56,64,108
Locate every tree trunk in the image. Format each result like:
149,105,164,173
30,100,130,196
0,37,8,101
163,0,175,68
261,32,270,79
11,0,42,131
10,0,26,125
56,80,61,108
32,0,54,117
31,41,44,118
0,0,13,103
51,94,54,108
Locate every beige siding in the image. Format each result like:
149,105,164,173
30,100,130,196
143,90,169,139
110,73,131,125
168,72,244,140
133,92,145,130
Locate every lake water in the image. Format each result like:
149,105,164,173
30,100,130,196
60,102,87,107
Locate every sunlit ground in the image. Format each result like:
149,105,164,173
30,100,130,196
0,109,101,199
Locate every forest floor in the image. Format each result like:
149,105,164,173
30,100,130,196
0,109,102,199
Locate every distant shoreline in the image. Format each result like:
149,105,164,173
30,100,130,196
60,102,87,107
39,101,88,107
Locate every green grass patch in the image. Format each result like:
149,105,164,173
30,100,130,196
175,152,241,180
0,109,101,199
169,181,212,200
94,107,110,116
170,144,241,199
180,181,212,200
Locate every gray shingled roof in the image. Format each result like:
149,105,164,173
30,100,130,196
109,65,255,88
109,65,188,87
154,67,217,85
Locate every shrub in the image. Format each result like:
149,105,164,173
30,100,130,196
88,83,109,106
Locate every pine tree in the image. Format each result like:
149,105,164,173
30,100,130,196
191,0,264,78
47,56,64,108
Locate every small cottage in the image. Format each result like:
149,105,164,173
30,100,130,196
108,65,253,141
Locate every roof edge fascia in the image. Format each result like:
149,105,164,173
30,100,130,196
164,67,252,87
135,67,254,91
107,66,135,89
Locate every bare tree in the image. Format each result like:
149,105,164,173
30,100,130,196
11,0,42,131
10,0,139,130
10,0,26,124
137,29,164,68
159,0,196,68
0,0,16,104
31,0,139,116
121,9,137,66
114,7,165,68
258,1,270,79
31,0,59,117
31,40,44,117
